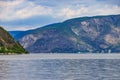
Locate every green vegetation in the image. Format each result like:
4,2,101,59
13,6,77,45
0,26,28,54
0,46,28,55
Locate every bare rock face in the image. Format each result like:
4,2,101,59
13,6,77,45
10,14,120,53
20,34,38,48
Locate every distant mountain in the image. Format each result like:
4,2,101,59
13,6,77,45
0,27,27,54
9,31,24,40
10,14,120,53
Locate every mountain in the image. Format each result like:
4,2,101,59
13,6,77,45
0,27,27,54
10,14,120,53
9,31,24,40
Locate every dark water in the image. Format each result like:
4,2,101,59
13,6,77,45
0,59,120,80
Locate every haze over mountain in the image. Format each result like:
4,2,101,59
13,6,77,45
10,14,120,53
0,27,27,54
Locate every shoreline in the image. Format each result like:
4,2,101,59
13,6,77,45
0,54,120,60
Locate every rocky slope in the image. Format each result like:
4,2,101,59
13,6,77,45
10,14,120,53
0,27,27,54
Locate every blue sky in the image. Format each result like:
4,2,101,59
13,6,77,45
0,0,120,31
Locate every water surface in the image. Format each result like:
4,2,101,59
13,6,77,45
0,59,120,80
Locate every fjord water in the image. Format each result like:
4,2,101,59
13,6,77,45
0,59,120,80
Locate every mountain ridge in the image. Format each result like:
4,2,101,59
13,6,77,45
10,14,120,53
0,27,27,54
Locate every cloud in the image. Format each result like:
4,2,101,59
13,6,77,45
0,0,120,22
0,0,52,21
0,0,120,30
56,4,120,20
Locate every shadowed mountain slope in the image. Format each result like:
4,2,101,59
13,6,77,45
10,14,120,53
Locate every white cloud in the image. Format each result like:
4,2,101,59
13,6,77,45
0,0,120,22
0,0,52,21
0,0,24,7
15,4,52,19
56,5,120,20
